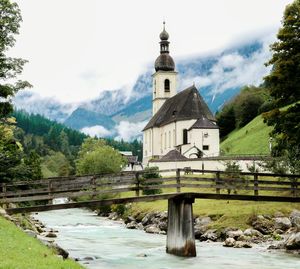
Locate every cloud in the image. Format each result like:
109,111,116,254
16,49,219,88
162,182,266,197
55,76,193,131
115,121,147,141
179,34,274,100
81,125,112,138
13,91,76,122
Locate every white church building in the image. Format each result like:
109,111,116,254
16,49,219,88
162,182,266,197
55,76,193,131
142,24,220,165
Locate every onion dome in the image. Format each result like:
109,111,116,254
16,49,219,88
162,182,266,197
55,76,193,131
155,54,175,71
159,25,169,40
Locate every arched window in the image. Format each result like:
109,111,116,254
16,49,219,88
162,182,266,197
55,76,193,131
164,79,170,92
183,129,188,144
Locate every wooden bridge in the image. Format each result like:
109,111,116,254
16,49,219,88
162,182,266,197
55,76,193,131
1,169,299,257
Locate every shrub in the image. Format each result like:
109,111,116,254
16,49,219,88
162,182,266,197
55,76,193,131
140,166,162,195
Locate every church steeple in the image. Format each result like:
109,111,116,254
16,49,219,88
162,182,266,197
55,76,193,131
152,22,177,116
155,22,175,72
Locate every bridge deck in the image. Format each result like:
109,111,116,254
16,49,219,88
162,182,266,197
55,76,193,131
5,192,300,215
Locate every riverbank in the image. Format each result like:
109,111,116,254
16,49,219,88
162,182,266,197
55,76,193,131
0,207,84,269
34,208,300,269
102,207,300,253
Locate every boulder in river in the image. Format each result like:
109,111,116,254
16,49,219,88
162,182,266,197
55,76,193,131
284,232,300,250
274,217,292,231
145,225,161,234
223,238,235,247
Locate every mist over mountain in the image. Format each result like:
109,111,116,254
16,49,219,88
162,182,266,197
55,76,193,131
13,34,273,141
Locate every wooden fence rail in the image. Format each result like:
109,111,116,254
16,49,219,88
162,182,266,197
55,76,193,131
0,169,299,205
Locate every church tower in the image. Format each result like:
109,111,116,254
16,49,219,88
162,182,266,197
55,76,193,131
152,22,177,115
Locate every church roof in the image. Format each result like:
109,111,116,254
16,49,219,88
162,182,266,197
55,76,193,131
189,116,219,130
143,85,216,131
153,149,188,162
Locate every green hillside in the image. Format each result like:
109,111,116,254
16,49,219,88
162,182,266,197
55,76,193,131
220,114,273,155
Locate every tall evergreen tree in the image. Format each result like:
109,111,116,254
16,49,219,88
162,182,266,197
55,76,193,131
263,0,300,167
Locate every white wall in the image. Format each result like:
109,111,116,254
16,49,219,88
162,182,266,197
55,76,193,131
149,158,265,176
152,71,177,115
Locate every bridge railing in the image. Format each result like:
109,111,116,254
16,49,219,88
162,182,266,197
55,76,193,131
0,169,299,205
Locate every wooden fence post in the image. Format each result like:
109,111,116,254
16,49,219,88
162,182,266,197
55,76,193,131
48,180,53,205
135,172,140,197
176,169,181,193
291,178,297,197
215,171,220,194
91,176,97,198
254,174,259,196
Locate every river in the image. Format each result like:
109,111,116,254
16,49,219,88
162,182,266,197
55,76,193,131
34,208,300,269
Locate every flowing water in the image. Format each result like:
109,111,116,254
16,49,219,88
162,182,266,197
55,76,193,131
34,208,300,269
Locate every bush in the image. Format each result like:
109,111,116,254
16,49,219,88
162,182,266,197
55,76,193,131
140,166,162,195
223,161,246,194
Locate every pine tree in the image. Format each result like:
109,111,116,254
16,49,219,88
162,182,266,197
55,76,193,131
263,0,300,168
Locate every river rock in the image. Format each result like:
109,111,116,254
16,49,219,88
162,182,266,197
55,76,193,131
243,228,262,237
226,229,243,239
290,210,300,230
200,229,218,242
252,215,274,235
194,225,208,239
141,213,154,226
45,232,57,238
274,217,292,231
108,212,119,220
126,221,138,229
195,216,212,226
234,241,252,248
145,225,161,234
137,223,144,230
52,243,69,259
284,232,300,250
158,221,167,231
124,216,136,224
223,238,235,247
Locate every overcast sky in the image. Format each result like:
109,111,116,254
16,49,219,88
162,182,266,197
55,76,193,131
10,0,292,103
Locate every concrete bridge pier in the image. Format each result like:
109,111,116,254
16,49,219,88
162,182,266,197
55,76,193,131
166,195,196,257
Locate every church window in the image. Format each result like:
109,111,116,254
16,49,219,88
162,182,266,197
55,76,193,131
203,145,209,150
164,79,170,92
168,131,171,148
204,132,208,138
173,129,176,146
183,129,188,144
164,132,167,149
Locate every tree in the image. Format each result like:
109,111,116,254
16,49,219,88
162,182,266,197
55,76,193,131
76,138,126,175
263,0,300,163
0,0,31,120
216,105,236,138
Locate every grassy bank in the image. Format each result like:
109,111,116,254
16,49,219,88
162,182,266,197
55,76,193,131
0,215,83,269
130,198,300,230
220,114,272,155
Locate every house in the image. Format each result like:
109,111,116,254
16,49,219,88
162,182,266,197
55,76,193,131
120,151,142,171
142,23,220,165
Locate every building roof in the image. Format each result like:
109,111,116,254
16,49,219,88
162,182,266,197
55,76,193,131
143,85,216,131
189,116,219,130
120,151,133,156
155,53,175,72
153,149,188,162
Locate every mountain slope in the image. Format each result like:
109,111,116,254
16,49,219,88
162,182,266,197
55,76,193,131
64,108,115,130
220,114,273,155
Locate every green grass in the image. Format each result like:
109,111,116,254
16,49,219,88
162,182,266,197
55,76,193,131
131,198,300,230
0,216,83,269
221,114,273,155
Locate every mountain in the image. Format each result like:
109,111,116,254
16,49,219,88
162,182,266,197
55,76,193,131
13,34,273,141
64,108,115,130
